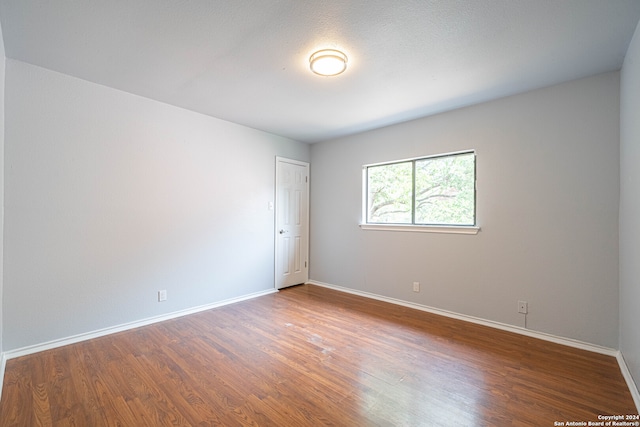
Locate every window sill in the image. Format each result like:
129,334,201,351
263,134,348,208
359,224,480,235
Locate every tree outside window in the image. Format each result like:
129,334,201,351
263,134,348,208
366,151,475,226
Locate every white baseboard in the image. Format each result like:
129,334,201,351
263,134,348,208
0,352,6,402
617,352,640,413
3,288,278,361
3,282,637,413
307,280,618,357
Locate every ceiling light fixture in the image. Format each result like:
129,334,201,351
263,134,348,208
309,49,348,76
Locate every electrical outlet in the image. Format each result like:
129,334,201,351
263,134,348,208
158,290,167,302
413,282,420,292
518,300,528,314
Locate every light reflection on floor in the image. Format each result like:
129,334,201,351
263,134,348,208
355,351,484,426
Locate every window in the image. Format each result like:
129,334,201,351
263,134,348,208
363,150,477,233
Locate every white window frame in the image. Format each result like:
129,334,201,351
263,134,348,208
360,150,480,235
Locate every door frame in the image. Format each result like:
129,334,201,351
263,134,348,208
274,156,310,289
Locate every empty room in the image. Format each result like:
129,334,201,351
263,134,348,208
1,0,640,425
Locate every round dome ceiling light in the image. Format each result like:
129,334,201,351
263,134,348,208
309,49,348,76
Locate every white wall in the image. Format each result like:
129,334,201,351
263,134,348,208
3,59,309,351
620,19,640,388
310,72,620,349
0,19,5,356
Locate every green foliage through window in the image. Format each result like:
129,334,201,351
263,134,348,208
366,151,476,226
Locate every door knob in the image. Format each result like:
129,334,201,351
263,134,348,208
279,229,287,234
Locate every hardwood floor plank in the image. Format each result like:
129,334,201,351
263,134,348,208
31,382,53,427
1,284,636,426
0,359,34,427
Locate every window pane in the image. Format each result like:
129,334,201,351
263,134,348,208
367,162,413,223
414,153,475,225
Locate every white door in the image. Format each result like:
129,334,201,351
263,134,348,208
275,157,309,289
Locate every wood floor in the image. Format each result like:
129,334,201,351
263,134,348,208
0,284,636,426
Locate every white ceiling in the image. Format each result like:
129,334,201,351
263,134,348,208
1,1,640,143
